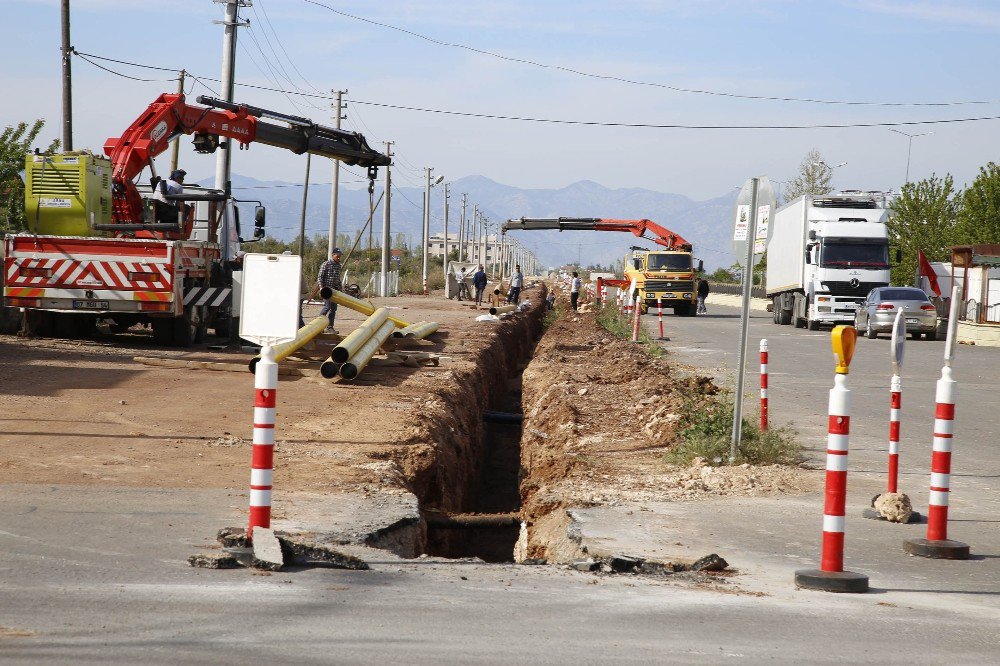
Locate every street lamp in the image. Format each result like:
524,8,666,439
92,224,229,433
888,129,933,184
422,169,444,295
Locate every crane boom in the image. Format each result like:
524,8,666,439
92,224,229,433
103,92,389,226
503,216,692,251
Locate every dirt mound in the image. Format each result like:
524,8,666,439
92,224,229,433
518,310,813,562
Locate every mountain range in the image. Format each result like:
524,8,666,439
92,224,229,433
208,173,739,270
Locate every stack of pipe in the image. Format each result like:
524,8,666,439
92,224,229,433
248,316,328,373
319,287,410,328
391,322,440,339
321,307,396,380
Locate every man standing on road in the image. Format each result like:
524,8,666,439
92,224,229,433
697,277,710,314
508,265,524,304
312,248,343,331
570,271,582,311
457,267,471,301
473,264,488,307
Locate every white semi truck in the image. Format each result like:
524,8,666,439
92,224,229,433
766,192,896,330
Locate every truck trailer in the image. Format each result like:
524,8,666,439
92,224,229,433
766,192,894,330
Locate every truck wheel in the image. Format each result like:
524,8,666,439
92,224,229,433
792,294,805,328
867,324,878,339
151,318,173,345
806,305,821,331
776,298,792,325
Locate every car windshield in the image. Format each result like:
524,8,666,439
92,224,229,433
877,288,929,302
821,241,889,268
646,254,691,271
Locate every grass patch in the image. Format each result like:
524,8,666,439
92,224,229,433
542,305,561,330
595,303,665,358
665,391,800,467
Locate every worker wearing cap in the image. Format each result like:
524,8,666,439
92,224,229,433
313,248,344,331
153,169,186,202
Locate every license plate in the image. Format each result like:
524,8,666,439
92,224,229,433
72,299,109,310
844,302,858,309
907,318,919,324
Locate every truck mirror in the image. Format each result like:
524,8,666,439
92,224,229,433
254,206,266,228
805,250,812,265
697,260,704,273
254,227,265,240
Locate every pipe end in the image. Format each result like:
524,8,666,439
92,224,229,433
320,360,341,379
339,363,358,380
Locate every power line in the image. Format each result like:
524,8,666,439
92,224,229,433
298,0,998,109
256,0,327,96
71,50,1000,130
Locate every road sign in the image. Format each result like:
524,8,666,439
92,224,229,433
732,177,777,266
239,253,301,346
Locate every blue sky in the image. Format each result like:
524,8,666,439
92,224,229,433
3,0,1000,201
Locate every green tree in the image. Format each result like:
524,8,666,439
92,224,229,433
784,148,834,200
887,174,960,286
1,119,60,232
956,162,1000,245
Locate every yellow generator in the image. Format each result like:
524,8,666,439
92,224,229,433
24,152,112,237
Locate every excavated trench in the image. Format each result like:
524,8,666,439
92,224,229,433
404,286,546,563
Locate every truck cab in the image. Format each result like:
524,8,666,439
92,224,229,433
625,248,699,316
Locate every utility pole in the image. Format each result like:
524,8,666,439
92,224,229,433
213,0,250,193
471,205,479,264
422,167,433,295
298,152,311,257
169,70,187,173
459,194,467,263
442,182,450,289
328,89,347,255
380,140,393,297
60,0,73,151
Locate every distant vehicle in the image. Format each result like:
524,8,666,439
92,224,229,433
854,287,938,340
766,192,899,330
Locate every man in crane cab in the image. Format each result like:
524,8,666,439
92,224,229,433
150,169,188,223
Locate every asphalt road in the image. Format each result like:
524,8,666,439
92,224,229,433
1,484,998,664
2,304,999,663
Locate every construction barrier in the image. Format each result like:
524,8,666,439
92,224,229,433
904,287,970,559
247,316,327,373
332,308,390,363
319,287,411,328
887,374,901,493
631,291,641,342
248,345,277,541
795,326,869,593
760,339,768,431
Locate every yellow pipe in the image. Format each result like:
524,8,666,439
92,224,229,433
247,316,328,373
331,308,390,363
339,319,395,380
320,287,411,328
490,304,517,316
405,322,439,339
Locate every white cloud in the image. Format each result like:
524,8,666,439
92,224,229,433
848,0,1000,29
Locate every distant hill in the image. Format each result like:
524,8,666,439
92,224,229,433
205,173,738,270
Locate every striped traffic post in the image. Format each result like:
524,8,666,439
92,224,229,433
657,297,665,340
905,286,970,559
887,375,902,493
248,344,277,540
795,326,869,593
759,339,768,431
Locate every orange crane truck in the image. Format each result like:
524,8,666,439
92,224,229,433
501,217,702,315
4,93,388,345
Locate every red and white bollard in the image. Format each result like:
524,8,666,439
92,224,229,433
759,339,768,431
657,297,665,340
795,326,868,593
887,375,901,493
904,286,969,559
248,345,277,540
631,292,641,342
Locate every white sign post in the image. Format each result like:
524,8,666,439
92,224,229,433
239,253,301,541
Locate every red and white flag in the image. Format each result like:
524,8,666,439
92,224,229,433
918,249,941,297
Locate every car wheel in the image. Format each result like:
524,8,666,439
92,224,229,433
925,330,938,341
867,324,878,339
910,332,922,341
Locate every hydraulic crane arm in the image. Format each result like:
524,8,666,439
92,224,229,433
503,217,692,251
103,92,390,226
